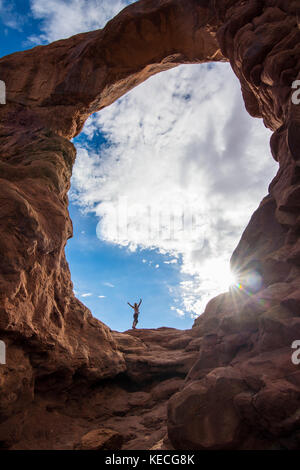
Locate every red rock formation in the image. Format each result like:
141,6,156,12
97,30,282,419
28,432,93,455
6,328,198,450
0,0,300,450
74,428,123,450
168,0,300,450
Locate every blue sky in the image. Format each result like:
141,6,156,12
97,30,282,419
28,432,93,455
0,0,278,331
67,205,187,330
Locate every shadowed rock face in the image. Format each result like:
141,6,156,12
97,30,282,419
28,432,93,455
0,0,300,450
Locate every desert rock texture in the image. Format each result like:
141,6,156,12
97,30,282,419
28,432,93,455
0,0,300,450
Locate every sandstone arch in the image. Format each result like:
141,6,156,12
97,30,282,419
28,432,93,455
0,0,300,450
0,0,225,139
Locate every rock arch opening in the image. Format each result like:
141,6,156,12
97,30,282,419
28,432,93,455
68,60,277,330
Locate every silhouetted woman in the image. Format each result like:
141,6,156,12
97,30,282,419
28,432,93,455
128,299,142,329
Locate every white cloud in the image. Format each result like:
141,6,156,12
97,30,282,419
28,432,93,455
98,295,106,298
103,282,115,288
141,259,160,268
81,292,93,297
0,0,25,30
29,0,136,43
171,306,185,318
70,62,278,318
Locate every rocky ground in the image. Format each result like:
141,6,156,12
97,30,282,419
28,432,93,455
4,295,300,450
7,327,199,450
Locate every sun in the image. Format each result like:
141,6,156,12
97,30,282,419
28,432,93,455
204,259,238,292
227,269,238,289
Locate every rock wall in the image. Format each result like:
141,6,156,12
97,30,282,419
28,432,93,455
0,0,300,450
169,0,300,449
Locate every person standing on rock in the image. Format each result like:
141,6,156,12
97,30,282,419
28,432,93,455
128,299,142,329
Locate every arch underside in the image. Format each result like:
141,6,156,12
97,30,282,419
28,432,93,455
0,0,300,450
